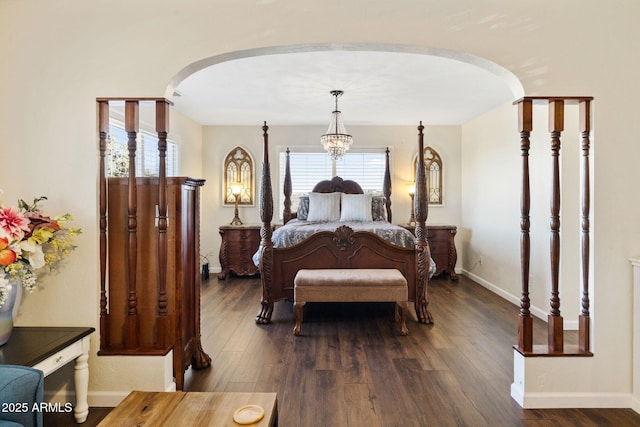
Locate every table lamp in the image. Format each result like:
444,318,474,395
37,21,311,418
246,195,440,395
230,184,243,226
408,185,416,225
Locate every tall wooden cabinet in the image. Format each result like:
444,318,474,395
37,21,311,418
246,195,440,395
100,177,210,389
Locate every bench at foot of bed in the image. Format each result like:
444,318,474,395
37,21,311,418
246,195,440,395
292,268,409,336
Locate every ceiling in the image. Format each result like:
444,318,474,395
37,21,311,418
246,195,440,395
171,49,519,127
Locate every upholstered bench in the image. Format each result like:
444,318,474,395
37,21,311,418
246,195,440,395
293,268,409,336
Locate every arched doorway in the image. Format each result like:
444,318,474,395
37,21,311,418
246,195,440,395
165,43,524,126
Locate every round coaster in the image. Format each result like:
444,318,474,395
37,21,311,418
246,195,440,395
233,404,265,424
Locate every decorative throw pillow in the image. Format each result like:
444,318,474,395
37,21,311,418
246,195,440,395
340,193,373,222
307,192,341,222
297,195,309,220
371,196,387,221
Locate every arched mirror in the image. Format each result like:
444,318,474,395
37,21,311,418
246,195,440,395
224,146,254,205
413,146,443,205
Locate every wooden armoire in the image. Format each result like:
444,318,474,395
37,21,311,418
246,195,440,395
100,177,210,389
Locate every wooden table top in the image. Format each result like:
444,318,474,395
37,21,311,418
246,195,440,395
0,326,95,366
98,391,277,426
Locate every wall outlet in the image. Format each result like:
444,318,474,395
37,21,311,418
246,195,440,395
479,256,484,265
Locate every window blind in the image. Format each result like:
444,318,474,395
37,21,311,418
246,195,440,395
335,152,386,194
278,149,387,219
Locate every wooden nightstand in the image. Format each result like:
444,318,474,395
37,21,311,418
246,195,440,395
218,224,261,279
401,224,458,280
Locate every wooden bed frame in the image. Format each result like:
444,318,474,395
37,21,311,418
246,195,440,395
255,122,433,324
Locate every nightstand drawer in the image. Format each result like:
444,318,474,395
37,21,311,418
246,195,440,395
223,231,260,243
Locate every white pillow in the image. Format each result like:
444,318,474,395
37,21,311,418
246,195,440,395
340,193,373,222
307,192,341,222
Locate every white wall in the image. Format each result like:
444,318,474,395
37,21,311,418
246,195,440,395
1,0,639,409
173,109,205,178
460,101,522,302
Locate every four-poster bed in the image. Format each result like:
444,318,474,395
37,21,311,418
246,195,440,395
255,122,434,325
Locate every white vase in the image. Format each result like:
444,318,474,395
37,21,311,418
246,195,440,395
11,281,23,320
0,280,20,346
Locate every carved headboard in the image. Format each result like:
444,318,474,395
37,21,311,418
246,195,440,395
312,176,363,194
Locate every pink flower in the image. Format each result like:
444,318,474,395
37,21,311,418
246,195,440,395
0,206,30,241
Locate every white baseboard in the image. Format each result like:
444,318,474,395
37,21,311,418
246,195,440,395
43,390,76,404
87,391,130,408
511,386,633,409
460,269,578,330
44,389,128,408
45,378,177,408
88,380,176,407
510,381,525,407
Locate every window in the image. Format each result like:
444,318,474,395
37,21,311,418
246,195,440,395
413,146,443,205
223,146,254,205
278,149,387,216
105,119,179,177
335,152,387,193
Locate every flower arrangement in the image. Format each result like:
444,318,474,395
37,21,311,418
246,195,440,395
0,192,81,308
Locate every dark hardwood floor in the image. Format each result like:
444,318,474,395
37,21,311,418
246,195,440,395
46,274,640,426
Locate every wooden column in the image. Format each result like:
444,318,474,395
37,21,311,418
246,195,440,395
97,98,210,388
579,99,592,353
517,99,533,353
256,122,275,324
414,122,433,324
125,100,140,350
514,96,593,357
155,100,170,350
283,148,292,224
548,99,564,353
98,101,110,350
384,147,392,223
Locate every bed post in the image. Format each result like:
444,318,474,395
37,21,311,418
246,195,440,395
383,147,392,223
256,121,275,324
414,122,433,324
283,148,293,224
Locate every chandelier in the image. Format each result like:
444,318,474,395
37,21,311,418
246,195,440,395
320,90,353,160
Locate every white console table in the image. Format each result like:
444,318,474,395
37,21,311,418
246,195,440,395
0,326,94,423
